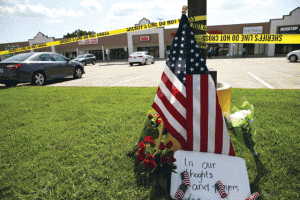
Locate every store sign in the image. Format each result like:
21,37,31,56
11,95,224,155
4,45,19,50
78,38,98,45
243,26,263,34
279,26,300,34
207,30,223,34
140,36,150,41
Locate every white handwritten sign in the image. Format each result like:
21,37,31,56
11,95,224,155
170,151,251,200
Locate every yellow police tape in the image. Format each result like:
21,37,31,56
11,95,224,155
195,34,300,44
0,15,206,55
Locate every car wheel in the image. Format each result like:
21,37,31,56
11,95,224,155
74,67,83,79
139,62,142,65
92,60,96,65
289,55,298,62
129,63,133,66
5,82,18,87
82,61,86,66
32,72,46,86
144,59,147,65
151,59,155,64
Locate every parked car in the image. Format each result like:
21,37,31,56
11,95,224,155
72,54,96,66
0,52,85,87
286,49,300,62
128,51,155,66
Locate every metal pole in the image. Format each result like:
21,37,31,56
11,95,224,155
188,0,217,88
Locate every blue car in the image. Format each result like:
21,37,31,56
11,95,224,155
0,52,85,87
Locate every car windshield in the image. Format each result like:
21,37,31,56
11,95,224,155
76,55,85,58
1,53,35,62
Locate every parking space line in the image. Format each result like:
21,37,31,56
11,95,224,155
110,74,147,86
247,72,274,89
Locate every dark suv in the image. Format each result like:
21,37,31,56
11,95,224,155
72,54,96,66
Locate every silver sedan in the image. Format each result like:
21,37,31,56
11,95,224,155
128,51,155,66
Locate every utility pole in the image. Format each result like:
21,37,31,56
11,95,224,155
188,0,217,87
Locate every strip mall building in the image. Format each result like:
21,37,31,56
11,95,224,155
1,7,299,61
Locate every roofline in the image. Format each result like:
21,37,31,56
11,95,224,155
269,7,300,22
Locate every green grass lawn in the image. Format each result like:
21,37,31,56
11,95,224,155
0,86,299,199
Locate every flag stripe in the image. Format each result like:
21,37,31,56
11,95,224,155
229,139,236,156
215,92,224,154
152,101,189,150
200,75,209,152
160,72,187,112
186,75,193,151
158,75,186,118
192,75,201,151
156,87,187,130
207,76,216,153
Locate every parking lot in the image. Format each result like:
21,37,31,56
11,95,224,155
1,57,300,89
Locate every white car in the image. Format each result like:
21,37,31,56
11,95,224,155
128,51,155,66
286,49,300,62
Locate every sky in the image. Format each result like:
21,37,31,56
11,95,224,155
0,0,299,44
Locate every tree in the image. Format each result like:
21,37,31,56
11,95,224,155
63,29,96,38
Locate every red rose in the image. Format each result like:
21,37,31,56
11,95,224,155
143,159,150,168
137,155,144,162
157,118,162,124
144,136,153,143
148,160,156,169
138,141,146,150
147,154,154,161
150,140,155,147
166,141,173,149
148,114,153,119
159,142,165,150
160,156,168,165
168,156,176,163
137,150,146,157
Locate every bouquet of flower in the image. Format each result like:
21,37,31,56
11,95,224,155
147,109,168,134
224,97,258,155
136,136,177,179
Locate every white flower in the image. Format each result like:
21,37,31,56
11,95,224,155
226,109,252,123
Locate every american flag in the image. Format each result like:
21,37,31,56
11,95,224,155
181,171,190,186
174,183,187,200
152,13,236,156
216,180,228,198
246,192,260,200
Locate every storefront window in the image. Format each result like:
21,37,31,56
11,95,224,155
89,50,104,60
275,44,300,54
110,48,126,59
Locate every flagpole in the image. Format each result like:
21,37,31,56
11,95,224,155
188,0,218,88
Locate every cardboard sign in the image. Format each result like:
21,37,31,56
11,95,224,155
171,151,251,200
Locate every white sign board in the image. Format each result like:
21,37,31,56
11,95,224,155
78,38,98,45
171,151,251,200
243,26,263,34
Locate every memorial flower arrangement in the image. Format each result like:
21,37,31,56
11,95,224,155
224,97,258,155
126,109,177,198
136,136,177,179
